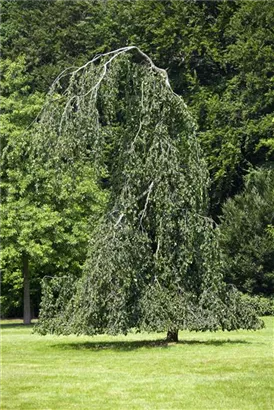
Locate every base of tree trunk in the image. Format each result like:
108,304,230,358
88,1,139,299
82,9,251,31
23,253,31,325
166,329,179,343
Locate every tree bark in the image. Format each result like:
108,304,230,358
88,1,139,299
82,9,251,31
166,329,179,342
23,253,31,325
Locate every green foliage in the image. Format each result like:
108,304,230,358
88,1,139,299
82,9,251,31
220,168,274,296
241,294,274,317
0,56,45,316
2,0,273,213
34,48,262,336
0,56,105,317
182,1,274,212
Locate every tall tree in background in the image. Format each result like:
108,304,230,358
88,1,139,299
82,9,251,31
220,169,274,296
1,56,45,323
196,1,274,213
0,56,105,322
34,48,262,340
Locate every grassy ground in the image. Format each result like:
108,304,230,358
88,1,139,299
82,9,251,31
1,317,273,410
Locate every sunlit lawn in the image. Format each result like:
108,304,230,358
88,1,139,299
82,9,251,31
1,317,273,409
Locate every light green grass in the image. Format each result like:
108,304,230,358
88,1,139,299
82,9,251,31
1,317,273,410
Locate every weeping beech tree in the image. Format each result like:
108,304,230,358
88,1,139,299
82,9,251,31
33,47,262,340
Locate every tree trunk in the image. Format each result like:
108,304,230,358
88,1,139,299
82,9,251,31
23,253,31,325
166,329,179,343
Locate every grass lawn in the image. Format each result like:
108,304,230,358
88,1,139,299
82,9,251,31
1,317,273,410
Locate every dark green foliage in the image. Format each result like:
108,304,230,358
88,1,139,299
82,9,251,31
3,0,272,214
171,1,274,213
34,49,262,336
240,294,274,317
0,0,104,90
220,168,274,296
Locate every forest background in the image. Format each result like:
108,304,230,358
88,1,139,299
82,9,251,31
1,0,273,320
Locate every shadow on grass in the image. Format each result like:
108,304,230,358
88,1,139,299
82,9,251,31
52,338,250,352
0,323,34,329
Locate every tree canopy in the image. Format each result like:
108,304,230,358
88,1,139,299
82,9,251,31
33,48,262,338
220,168,274,296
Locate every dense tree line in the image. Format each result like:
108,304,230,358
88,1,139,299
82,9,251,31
1,0,273,320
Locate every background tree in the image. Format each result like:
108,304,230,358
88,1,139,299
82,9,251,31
33,48,262,340
220,168,274,296
0,56,105,322
196,1,274,213
0,56,45,322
